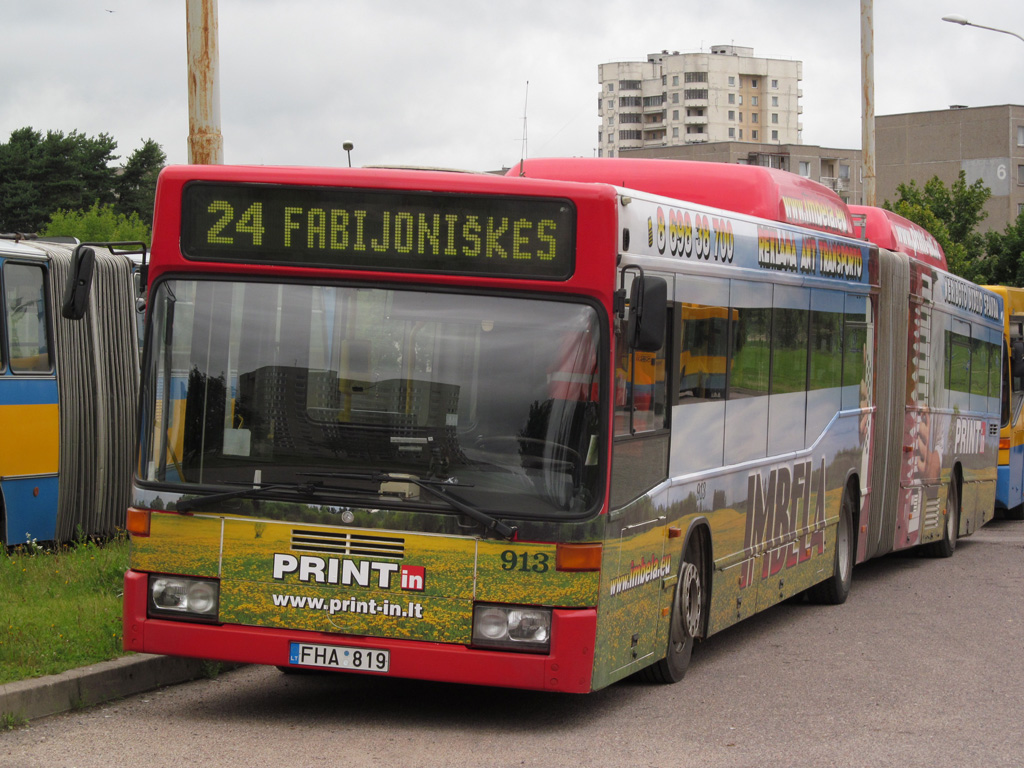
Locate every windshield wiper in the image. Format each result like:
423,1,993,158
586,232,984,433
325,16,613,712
299,471,518,541
177,481,324,511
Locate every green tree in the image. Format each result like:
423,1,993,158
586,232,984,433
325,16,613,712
115,138,166,225
883,171,991,280
0,128,119,231
40,201,150,245
979,212,1024,287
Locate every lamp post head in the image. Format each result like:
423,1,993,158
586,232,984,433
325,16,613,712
941,14,970,25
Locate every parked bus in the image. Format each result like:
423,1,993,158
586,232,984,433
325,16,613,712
848,205,1018,522
0,236,140,546
120,159,1002,692
978,285,1024,519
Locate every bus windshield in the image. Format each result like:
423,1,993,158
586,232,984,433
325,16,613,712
140,279,603,518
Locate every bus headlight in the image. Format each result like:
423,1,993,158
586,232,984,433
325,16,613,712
148,576,220,621
472,604,551,653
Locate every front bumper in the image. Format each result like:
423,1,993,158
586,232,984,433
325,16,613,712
123,570,598,693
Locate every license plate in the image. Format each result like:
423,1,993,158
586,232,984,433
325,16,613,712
288,642,390,672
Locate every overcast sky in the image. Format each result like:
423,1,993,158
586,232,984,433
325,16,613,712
2,0,1023,172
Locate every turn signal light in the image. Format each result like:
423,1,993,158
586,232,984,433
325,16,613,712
555,542,603,571
126,507,151,537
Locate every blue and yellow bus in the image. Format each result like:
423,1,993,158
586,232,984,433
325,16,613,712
0,237,140,546
981,285,1024,520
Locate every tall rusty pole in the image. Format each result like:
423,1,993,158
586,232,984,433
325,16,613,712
186,0,224,164
861,0,876,206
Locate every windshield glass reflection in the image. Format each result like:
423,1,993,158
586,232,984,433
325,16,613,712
140,280,604,517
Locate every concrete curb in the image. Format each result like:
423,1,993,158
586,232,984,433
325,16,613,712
0,654,220,723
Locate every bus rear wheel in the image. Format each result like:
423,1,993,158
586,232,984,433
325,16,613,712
807,487,855,605
923,478,959,558
642,533,705,684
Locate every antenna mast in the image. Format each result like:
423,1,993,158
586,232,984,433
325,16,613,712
518,81,529,176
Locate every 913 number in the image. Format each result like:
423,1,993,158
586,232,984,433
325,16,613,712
500,550,549,573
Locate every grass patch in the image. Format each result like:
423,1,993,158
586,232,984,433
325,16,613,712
0,534,129,685
1,710,27,730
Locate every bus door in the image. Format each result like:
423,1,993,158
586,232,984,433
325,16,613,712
0,256,59,545
1005,316,1024,512
600,270,671,682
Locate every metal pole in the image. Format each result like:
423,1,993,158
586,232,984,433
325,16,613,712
861,0,876,206
186,0,224,164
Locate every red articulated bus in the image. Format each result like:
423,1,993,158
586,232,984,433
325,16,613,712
119,158,1001,692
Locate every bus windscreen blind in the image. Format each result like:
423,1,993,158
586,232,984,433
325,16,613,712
180,182,576,279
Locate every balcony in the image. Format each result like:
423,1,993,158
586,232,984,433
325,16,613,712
820,176,848,192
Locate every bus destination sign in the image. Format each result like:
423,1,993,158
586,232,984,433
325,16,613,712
180,182,576,279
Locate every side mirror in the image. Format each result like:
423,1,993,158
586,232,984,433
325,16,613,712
60,245,97,320
627,276,667,352
1012,340,1024,380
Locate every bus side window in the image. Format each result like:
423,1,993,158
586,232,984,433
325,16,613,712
767,285,809,455
670,275,729,476
841,294,871,411
971,326,1002,416
679,303,729,401
3,262,52,374
946,318,972,412
969,332,989,412
724,280,771,464
807,289,844,445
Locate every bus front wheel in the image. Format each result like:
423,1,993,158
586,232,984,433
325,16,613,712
642,533,705,684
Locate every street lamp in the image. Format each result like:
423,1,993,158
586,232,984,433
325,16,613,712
942,14,1024,44
343,141,354,167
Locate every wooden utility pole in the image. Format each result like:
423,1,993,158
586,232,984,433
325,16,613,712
861,0,875,206
186,0,224,164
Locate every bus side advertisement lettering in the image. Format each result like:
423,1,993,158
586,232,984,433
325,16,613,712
740,456,828,589
271,553,426,592
180,182,576,279
757,225,864,280
654,206,735,262
639,203,865,281
942,273,1002,321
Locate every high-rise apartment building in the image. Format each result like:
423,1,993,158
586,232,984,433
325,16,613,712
598,46,802,157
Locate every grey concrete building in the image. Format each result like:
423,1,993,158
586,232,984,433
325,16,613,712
609,96,1023,233
598,46,802,158
876,104,1024,233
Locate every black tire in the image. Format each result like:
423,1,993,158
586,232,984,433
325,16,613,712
807,487,855,605
923,479,959,558
641,533,705,684
1004,504,1024,521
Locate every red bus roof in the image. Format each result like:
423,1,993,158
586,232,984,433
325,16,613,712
849,205,946,270
508,157,854,237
